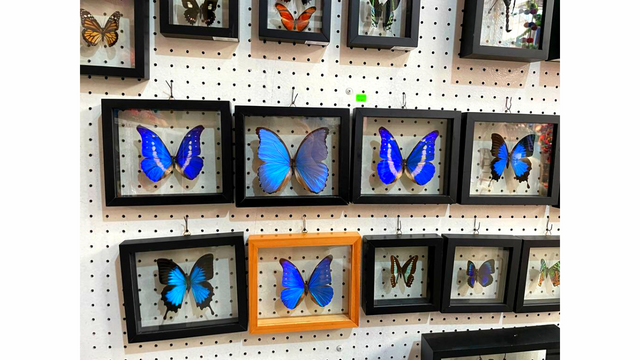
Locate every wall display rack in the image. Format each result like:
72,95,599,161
514,235,560,313
159,0,239,41
347,0,422,50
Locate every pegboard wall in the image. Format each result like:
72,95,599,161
80,0,560,359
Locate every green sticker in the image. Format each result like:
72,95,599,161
356,94,367,102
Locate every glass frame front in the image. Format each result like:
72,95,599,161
514,236,560,313
347,0,421,49
258,0,332,45
159,0,239,41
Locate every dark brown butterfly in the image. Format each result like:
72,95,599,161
182,0,218,26
80,8,122,47
390,255,418,288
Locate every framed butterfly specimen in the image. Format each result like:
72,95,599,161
347,0,421,49
248,232,361,334
259,0,331,45
274,4,316,32
466,259,496,288
538,259,560,287
101,99,234,206
80,9,122,47
160,0,239,41
119,232,248,343
515,235,560,313
390,255,418,288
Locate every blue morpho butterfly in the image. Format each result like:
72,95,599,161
256,127,329,194
466,259,496,288
279,255,334,309
136,125,205,182
490,133,536,188
377,127,439,186
157,254,215,320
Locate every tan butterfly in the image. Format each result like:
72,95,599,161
80,8,122,47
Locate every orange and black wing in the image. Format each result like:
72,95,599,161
295,6,316,32
102,11,122,47
80,8,104,46
275,3,295,31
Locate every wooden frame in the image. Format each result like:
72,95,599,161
258,0,332,45
347,0,421,50
248,232,361,334
159,0,239,41
514,235,560,313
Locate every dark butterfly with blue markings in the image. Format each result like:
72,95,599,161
279,255,334,309
182,0,218,26
377,127,439,186
157,254,215,319
487,0,513,33
538,259,560,287
390,255,418,288
370,0,401,31
466,259,495,288
136,125,205,183
256,127,329,194
490,133,536,188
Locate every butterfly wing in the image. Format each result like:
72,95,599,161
466,261,477,287
477,259,496,287
549,261,560,287
389,255,401,288
174,125,205,180
509,134,536,184
256,127,293,193
307,255,334,307
293,127,329,194
295,7,317,32
157,259,188,318
383,0,401,30
182,0,201,25
404,130,438,186
400,255,418,287
538,259,547,286
189,254,215,314
80,9,104,46
137,125,174,182
490,133,509,182
279,259,306,309
102,11,122,47
200,0,218,26
275,3,295,31
377,127,404,185
370,0,382,27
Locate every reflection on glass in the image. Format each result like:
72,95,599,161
450,246,509,304
480,0,544,49
443,350,547,360
358,0,408,37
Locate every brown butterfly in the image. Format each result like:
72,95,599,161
80,8,122,47
390,255,418,288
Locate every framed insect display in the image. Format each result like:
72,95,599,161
234,106,351,207
362,234,443,315
119,232,248,343
247,232,361,334
514,235,559,313
101,99,233,206
347,0,421,49
80,0,149,78
352,108,461,204
441,234,521,313
458,113,559,205
160,0,239,41
258,0,332,45
421,325,560,360
547,0,559,61
460,0,556,62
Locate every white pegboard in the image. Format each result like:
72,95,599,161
80,0,560,359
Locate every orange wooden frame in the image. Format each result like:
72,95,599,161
248,232,361,334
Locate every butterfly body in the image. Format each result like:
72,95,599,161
370,0,401,31
182,0,218,26
80,8,122,47
466,259,496,288
157,254,215,319
390,255,418,288
279,255,334,309
489,133,536,188
275,4,316,32
377,127,439,186
538,259,560,287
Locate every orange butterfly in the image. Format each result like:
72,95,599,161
80,8,122,47
275,3,316,32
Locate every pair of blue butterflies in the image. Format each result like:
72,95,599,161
279,255,334,309
157,254,215,319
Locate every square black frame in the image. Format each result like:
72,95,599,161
421,324,560,360
258,0,332,45
102,99,234,206
80,0,150,79
460,0,556,62
160,0,239,41
459,112,560,206
441,234,522,313
234,106,352,207
351,108,461,204
547,0,560,61
362,234,443,315
347,0,421,49
515,235,560,313
119,233,248,343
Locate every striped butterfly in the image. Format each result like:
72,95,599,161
390,255,418,288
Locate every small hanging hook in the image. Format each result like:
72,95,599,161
302,214,308,233
473,218,481,235
290,88,298,107
505,96,512,113
545,217,553,235
401,92,407,109
166,80,175,100
396,216,402,235
183,216,191,236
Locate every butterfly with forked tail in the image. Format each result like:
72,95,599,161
466,259,496,288
538,259,560,287
370,0,401,31
182,0,218,26
377,127,439,186
489,133,536,188
80,8,122,47
275,4,316,32
390,255,418,288
279,255,334,309
157,254,215,319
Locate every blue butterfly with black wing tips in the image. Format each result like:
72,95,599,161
137,125,205,182
279,255,334,309
377,127,439,186
466,259,496,288
490,133,536,188
157,254,215,319
256,127,329,194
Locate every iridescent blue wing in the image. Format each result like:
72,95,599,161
293,127,330,194
157,258,188,319
137,125,174,182
175,125,205,180
477,259,496,287
376,127,404,185
189,253,215,314
256,127,293,194
466,260,477,287
279,258,306,310
307,255,334,307
490,133,509,182
509,134,536,185
404,130,438,186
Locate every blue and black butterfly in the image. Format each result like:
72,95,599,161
466,259,496,288
136,125,205,182
377,127,439,186
256,127,329,194
390,255,418,288
490,133,536,188
157,254,215,319
279,255,334,309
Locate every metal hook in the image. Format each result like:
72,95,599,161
545,217,553,235
473,218,481,235
166,80,175,100
401,92,407,109
183,216,191,236
396,216,402,235
302,214,308,233
505,96,512,113
290,88,298,107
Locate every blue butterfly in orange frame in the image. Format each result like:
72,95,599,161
377,127,439,186
489,133,536,188
279,255,334,309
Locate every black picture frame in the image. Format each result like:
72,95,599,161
258,0,332,45
547,0,560,61
441,234,522,313
458,112,560,206
347,0,421,50
101,99,234,206
80,0,150,79
159,0,239,41
234,106,352,207
119,233,248,343
362,234,443,315
351,108,461,204
460,0,556,62
421,324,560,360
514,235,560,313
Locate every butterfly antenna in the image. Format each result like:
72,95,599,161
208,305,215,315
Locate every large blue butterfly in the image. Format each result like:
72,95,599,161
377,127,439,186
136,125,205,182
490,133,536,188
279,255,334,309
256,127,329,194
157,254,214,319
466,259,495,288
